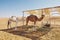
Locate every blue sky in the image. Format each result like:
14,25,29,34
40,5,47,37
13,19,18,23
0,0,60,18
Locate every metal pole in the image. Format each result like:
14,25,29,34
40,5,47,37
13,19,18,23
22,11,24,26
49,10,51,26
41,9,43,26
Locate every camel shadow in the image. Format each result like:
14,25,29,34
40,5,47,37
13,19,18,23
0,24,52,40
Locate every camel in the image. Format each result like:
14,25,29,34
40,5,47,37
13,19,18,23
26,14,45,25
7,16,18,29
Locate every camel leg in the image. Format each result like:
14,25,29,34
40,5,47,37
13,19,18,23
7,23,9,29
34,21,36,25
7,21,11,29
34,21,36,26
10,23,11,28
14,21,18,30
26,20,29,26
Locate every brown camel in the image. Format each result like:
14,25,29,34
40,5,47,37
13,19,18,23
26,14,45,25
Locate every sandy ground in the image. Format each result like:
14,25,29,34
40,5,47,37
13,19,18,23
0,17,60,40
0,18,31,40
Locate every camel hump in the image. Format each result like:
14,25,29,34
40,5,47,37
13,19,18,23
27,15,38,20
29,15,37,17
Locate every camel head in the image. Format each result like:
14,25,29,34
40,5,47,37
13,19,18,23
38,14,45,21
41,14,45,17
10,16,17,21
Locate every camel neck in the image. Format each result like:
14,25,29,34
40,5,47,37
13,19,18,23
38,16,44,21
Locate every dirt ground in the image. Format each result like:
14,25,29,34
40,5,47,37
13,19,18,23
0,17,60,40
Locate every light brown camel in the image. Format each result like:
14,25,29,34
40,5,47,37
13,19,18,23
26,14,45,25
7,16,18,29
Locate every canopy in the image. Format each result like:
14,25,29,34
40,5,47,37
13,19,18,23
23,6,60,15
